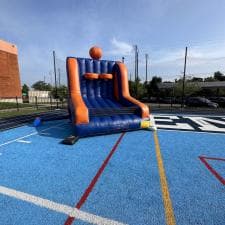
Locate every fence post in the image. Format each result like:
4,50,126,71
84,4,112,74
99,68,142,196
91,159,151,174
16,96,19,111
35,96,38,110
50,96,52,110
56,97,59,109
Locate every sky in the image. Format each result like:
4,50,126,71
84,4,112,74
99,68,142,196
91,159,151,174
1,0,225,85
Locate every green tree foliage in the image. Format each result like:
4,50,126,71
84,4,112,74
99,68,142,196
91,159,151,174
129,80,136,97
204,76,216,82
32,81,52,91
189,77,203,82
22,84,29,96
51,85,68,100
146,76,162,98
128,70,225,101
204,71,225,82
128,76,163,100
214,71,225,81
174,80,201,97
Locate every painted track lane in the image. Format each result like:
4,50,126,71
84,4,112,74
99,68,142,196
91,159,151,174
157,130,225,225
0,185,125,225
153,131,176,225
64,133,125,225
0,121,124,225
75,130,166,225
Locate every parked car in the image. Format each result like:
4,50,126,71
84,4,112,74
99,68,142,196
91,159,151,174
139,97,149,103
185,97,218,108
209,97,225,107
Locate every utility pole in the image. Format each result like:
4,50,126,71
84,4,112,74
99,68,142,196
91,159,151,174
53,51,57,96
122,57,125,63
134,45,137,82
145,53,149,82
49,71,53,86
53,51,58,109
136,47,139,81
181,47,188,108
58,68,61,86
134,45,139,97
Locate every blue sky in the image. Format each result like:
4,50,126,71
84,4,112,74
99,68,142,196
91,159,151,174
1,0,225,85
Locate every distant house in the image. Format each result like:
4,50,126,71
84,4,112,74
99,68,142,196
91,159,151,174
28,90,50,103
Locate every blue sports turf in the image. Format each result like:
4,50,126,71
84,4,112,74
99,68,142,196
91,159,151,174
78,131,165,225
0,120,225,225
157,130,225,225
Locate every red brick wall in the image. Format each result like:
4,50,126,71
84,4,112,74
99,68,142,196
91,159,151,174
0,49,21,98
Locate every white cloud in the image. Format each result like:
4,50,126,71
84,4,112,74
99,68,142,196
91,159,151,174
108,38,133,56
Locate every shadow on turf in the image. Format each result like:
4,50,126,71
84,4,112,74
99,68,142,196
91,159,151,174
31,119,75,141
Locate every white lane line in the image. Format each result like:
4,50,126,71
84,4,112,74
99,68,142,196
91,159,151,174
0,122,65,148
155,119,173,122
154,115,179,120
39,132,51,136
0,185,126,225
16,140,31,144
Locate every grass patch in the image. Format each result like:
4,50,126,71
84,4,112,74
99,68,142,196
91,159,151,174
0,102,35,110
0,108,50,118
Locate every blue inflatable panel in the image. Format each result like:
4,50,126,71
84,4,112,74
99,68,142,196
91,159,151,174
74,114,142,137
67,57,149,137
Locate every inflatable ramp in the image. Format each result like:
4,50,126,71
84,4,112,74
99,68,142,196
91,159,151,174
66,46,152,137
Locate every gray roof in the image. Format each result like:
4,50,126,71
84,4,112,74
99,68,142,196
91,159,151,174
158,81,225,89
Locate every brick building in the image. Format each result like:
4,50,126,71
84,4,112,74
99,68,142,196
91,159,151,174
0,40,21,99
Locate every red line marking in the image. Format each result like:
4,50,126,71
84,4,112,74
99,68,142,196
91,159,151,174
200,156,225,162
199,156,225,185
64,132,125,225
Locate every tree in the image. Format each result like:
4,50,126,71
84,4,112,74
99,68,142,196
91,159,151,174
204,76,215,82
22,84,29,96
129,80,136,97
51,85,68,100
174,80,201,97
189,77,203,82
146,76,162,97
214,71,225,81
32,81,52,91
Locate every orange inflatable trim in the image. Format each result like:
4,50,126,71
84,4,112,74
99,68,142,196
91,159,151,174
84,73,99,80
67,58,89,124
99,73,113,80
116,62,150,119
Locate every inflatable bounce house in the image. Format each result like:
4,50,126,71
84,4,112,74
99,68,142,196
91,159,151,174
66,46,154,140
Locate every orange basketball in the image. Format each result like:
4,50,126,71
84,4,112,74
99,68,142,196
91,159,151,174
89,46,102,60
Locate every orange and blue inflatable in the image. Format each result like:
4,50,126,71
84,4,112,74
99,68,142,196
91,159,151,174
66,46,152,137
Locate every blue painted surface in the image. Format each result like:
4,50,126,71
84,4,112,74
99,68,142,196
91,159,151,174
0,120,61,145
78,130,166,225
0,120,122,225
1,120,225,225
208,159,225,179
0,195,67,225
157,130,225,225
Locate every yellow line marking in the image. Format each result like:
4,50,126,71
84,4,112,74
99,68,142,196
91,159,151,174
153,131,176,225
